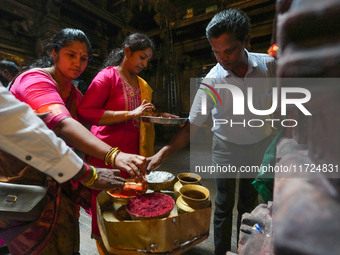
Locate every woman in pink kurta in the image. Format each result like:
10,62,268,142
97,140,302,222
79,66,143,169
78,33,159,252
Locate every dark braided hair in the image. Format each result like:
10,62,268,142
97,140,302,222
102,33,155,69
30,28,92,68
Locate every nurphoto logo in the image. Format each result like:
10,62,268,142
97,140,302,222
199,82,312,128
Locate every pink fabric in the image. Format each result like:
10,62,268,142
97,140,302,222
7,70,85,252
10,70,83,129
79,67,140,158
78,66,141,238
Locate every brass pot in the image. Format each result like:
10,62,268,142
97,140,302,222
174,172,201,199
176,184,210,213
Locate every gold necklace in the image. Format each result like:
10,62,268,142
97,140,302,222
118,67,138,87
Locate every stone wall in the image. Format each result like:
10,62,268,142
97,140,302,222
235,0,340,254
274,0,340,254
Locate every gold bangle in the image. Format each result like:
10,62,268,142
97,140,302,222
104,148,113,163
107,150,115,166
104,147,119,165
109,150,120,168
82,166,98,187
124,111,128,120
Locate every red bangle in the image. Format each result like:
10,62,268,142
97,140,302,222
74,163,90,183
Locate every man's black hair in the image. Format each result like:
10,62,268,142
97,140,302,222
206,9,251,41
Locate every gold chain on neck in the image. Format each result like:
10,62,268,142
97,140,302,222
118,66,138,87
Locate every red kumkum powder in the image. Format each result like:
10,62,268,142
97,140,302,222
127,193,175,218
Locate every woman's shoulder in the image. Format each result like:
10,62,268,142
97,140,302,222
10,68,60,108
99,66,119,75
18,68,52,79
16,69,56,86
92,66,121,86
11,68,56,93
94,66,120,80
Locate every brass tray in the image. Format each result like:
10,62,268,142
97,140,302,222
141,116,188,125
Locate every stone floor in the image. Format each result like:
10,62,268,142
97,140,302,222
79,142,239,255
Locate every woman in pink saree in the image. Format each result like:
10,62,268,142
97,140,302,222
7,28,146,255
78,33,177,254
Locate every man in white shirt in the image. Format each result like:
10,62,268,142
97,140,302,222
147,9,276,255
0,82,129,252
0,84,125,189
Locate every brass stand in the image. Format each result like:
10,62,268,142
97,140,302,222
97,190,211,254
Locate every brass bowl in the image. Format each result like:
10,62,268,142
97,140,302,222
177,172,201,185
177,185,210,213
179,184,210,206
146,171,176,191
174,172,202,198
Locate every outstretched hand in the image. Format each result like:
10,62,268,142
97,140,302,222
131,99,156,118
146,153,163,174
91,168,125,191
114,151,147,183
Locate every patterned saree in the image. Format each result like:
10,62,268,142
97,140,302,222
1,69,91,255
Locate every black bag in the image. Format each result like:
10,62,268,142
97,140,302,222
0,182,47,221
